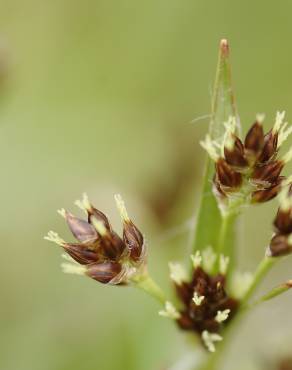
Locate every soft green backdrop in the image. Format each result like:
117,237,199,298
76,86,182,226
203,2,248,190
0,1,292,370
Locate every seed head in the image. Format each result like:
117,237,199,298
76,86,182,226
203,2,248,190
201,112,291,209
45,193,147,285
171,249,239,351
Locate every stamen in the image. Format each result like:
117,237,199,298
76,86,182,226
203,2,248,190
219,254,230,275
44,231,65,246
159,301,180,320
256,113,265,124
215,309,230,323
200,134,220,162
61,262,86,276
273,111,286,134
282,146,292,164
74,193,91,213
201,331,223,353
82,193,91,210
169,262,188,285
192,291,205,306
75,200,85,212
57,208,66,218
278,121,292,148
190,251,202,268
114,194,130,222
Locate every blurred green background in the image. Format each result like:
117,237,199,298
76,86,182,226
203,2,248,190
1,1,292,369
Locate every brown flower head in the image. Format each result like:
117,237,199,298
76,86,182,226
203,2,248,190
159,249,251,352
201,112,292,211
45,193,146,285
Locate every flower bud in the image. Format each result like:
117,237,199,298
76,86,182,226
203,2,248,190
268,234,292,257
251,177,283,203
274,208,292,234
114,194,145,264
224,136,248,168
215,158,242,189
101,231,127,260
244,121,264,154
64,211,97,242
257,130,278,163
252,161,284,184
63,242,100,265
86,262,123,284
212,178,227,199
123,221,145,263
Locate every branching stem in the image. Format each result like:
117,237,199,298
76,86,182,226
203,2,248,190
133,272,167,305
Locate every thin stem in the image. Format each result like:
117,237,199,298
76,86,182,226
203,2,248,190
217,212,236,256
133,272,167,305
248,280,292,308
242,256,276,304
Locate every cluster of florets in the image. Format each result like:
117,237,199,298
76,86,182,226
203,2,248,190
267,183,292,257
45,193,146,285
201,112,292,213
159,248,252,352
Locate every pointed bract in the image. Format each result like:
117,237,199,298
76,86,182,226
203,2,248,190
86,262,123,284
65,211,97,242
244,121,264,154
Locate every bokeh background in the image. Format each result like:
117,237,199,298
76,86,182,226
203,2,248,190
1,1,292,370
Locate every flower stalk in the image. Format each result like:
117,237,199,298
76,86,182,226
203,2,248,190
132,272,167,305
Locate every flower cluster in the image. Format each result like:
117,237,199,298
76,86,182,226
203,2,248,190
267,183,292,257
201,112,292,214
159,249,252,352
45,194,146,285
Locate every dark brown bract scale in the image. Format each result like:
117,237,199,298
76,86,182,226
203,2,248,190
251,177,284,203
215,159,242,189
173,266,238,336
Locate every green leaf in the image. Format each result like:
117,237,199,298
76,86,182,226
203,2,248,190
192,39,239,255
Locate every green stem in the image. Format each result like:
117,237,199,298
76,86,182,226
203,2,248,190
133,273,166,305
248,280,292,308
242,257,276,304
217,212,236,256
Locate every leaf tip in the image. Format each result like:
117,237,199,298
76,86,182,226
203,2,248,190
220,38,229,57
